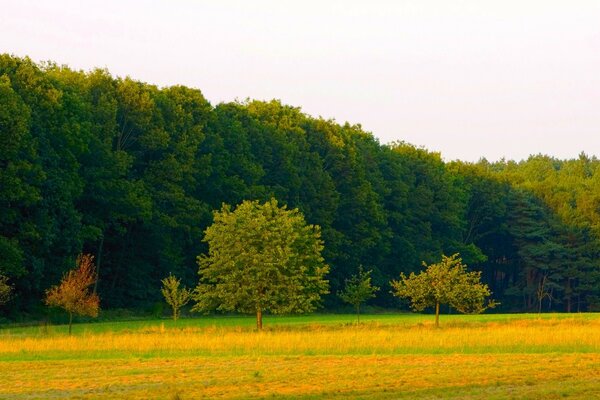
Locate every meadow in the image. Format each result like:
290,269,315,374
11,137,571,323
1,313,599,399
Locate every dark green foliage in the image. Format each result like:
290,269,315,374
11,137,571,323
0,275,12,306
1,54,599,315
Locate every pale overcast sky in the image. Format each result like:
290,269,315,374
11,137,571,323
1,0,599,161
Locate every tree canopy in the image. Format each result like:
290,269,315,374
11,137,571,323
193,198,329,329
338,266,379,323
160,274,191,322
45,254,100,334
391,254,495,327
1,54,599,317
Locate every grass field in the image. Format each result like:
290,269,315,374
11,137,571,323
1,313,599,399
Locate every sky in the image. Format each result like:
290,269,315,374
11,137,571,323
1,0,599,162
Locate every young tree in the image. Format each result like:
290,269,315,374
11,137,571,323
338,266,379,323
536,274,553,314
161,274,191,322
0,275,12,306
391,254,495,327
193,198,329,330
45,254,100,334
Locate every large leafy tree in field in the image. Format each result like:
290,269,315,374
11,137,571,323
391,254,495,327
193,198,329,329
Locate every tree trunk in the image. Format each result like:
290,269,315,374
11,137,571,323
256,308,263,330
68,312,73,335
435,302,440,328
356,304,360,324
537,275,546,314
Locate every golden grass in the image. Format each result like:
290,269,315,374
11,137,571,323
1,318,599,357
1,316,599,399
2,354,599,399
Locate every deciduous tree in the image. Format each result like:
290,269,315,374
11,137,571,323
338,266,379,323
161,274,191,322
193,198,329,329
45,254,100,334
391,254,495,327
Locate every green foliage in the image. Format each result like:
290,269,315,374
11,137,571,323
1,54,600,317
391,254,496,326
338,266,379,322
161,274,191,322
0,275,12,306
193,198,329,329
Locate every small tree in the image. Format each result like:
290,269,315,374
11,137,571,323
391,254,495,327
193,198,329,330
45,254,100,334
536,274,554,314
161,274,191,322
0,275,12,306
338,266,379,323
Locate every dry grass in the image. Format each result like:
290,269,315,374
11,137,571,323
1,318,598,358
1,315,599,399
3,354,600,399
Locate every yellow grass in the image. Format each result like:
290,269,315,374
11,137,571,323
3,354,600,399
1,316,599,399
1,318,599,357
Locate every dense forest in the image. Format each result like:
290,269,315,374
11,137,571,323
1,55,599,317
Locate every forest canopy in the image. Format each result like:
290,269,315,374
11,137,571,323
1,54,599,316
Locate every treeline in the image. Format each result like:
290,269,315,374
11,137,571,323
1,54,599,316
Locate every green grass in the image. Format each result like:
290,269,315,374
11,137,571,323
2,311,594,337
